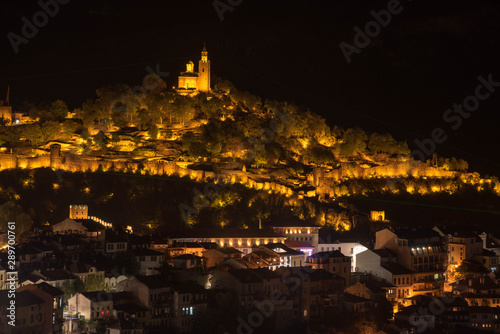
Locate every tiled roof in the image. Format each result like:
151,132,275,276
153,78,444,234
134,276,171,290
173,254,202,261
308,250,346,259
76,219,106,232
171,242,204,248
262,243,305,256
285,240,314,248
219,247,242,255
228,269,262,284
133,248,164,256
169,228,281,239
81,290,113,302
67,262,93,274
39,269,76,281
394,228,440,240
373,248,397,258
381,262,412,275
36,282,64,297
344,293,370,303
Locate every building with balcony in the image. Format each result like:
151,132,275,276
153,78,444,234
375,228,446,296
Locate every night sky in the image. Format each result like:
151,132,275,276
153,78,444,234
1,0,499,175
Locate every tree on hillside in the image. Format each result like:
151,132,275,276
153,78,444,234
148,124,159,139
49,100,70,121
77,84,136,128
306,145,336,165
93,131,109,150
0,201,33,236
114,252,139,276
40,121,61,142
84,275,105,292
61,279,85,302
340,128,368,155
27,100,69,122
200,97,224,119
0,126,21,151
231,89,261,110
21,124,44,146
173,96,195,125
368,132,409,155
212,76,235,94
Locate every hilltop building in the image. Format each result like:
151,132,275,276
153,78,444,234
176,44,211,95
266,216,321,253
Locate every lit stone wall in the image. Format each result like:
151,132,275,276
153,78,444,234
0,151,474,199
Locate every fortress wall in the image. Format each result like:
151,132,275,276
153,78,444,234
0,154,18,169
315,161,458,187
0,152,458,200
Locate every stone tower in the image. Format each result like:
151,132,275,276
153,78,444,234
50,143,62,168
69,205,88,219
198,44,210,92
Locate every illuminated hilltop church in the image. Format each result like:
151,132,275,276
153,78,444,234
176,44,211,95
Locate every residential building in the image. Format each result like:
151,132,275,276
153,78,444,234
173,254,203,270
318,236,368,272
133,248,164,275
0,290,51,334
168,228,285,254
375,228,446,296
266,216,320,252
68,290,114,320
172,282,207,333
67,262,105,285
17,283,64,334
306,250,352,287
447,232,483,267
202,248,226,269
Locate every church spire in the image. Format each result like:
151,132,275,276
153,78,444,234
201,43,208,63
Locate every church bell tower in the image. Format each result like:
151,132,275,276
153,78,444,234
198,44,210,92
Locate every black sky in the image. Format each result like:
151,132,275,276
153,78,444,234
1,0,499,175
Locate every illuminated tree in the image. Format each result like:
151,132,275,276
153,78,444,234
200,96,224,119
340,128,367,155
148,124,159,139
49,100,70,120
173,96,196,125
61,279,85,302
84,275,105,292
21,124,44,146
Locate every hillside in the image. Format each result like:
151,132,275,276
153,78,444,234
0,76,499,233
